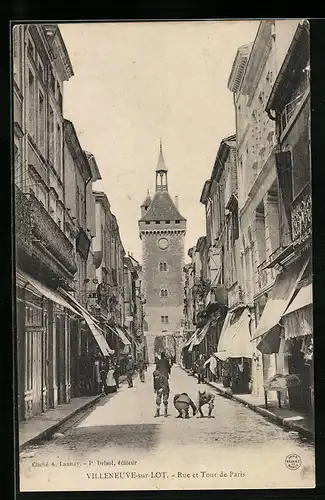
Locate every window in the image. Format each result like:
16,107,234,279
48,106,54,165
280,68,310,135
13,26,21,86
161,315,169,324
175,220,180,224
28,70,36,139
49,68,56,95
37,184,47,208
27,37,35,59
156,220,160,224
56,82,63,110
76,186,80,222
57,204,64,230
37,56,45,81
56,123,62,177
160,289,168,298
165,220,170,224
14,141,23,188
145,221,150,225
38,90,45,154
159,261,167,271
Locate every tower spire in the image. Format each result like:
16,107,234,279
155,139,168,191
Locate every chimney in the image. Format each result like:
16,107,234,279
175,195,179,208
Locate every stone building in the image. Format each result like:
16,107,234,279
14,24,78,420
227,20,305,397
92,191,130,357
63,122,107,397
256,21,312,416
138,141,186,363
124,254,146,361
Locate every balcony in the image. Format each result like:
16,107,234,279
15,186,33,249
291,182,311,247
15,187,77,276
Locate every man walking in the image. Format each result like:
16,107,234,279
196,354,205,384
126,355,135,388
153,368,170,418
156,352,171,379
137,358,146,383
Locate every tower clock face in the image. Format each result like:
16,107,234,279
158,237,169,250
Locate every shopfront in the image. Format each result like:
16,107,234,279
215,306,253,393
252,258,313,414
282,282,313,415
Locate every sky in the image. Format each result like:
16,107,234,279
60,21,260,263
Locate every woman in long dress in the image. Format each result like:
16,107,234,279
104,357,117,394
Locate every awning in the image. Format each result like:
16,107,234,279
17,271,81,316
107,324,131,346
284,282,312,316
183,329,199,349
251,259,309,342
215,307,253,360
59,288,114,356
192,320,211,347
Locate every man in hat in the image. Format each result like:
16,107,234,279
153,368,170,418
126,355,135,388
197,386,215,418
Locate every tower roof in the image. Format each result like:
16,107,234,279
156,139,168,172
139,190,186,222
141,190,152,207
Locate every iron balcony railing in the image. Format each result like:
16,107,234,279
15,186,77,275
291,181,311,246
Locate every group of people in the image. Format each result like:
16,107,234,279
100,354,148,394
153,352,216,419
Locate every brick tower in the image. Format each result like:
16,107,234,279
139,141,186,363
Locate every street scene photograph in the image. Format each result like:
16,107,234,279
13,20,314,491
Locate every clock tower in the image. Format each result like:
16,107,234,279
139,141,186,363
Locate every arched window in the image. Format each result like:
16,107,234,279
160,289,168,298
159,261,168,272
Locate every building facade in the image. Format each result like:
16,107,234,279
14,24,78,420
92,191,130,359
226,20,306,397
139,142,186,363
258,20,312,416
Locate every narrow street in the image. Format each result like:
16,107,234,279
20,365,314,491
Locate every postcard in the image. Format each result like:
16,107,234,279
14,19,314,491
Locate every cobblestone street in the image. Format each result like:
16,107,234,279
20,365,315,491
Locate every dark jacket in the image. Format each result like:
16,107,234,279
126,359,135,373
138,360,146,371
153,370,169,392
156,357,171,378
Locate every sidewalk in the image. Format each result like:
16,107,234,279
182,367,314,443
19,375,128,451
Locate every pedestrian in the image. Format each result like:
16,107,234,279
113,357,120,389
156,351,171,379
196,386,215,418
137,358,146,382
153,368,170,417
126,355,135,388
104,357,117,394
196,354,205,384
173,393,197,419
